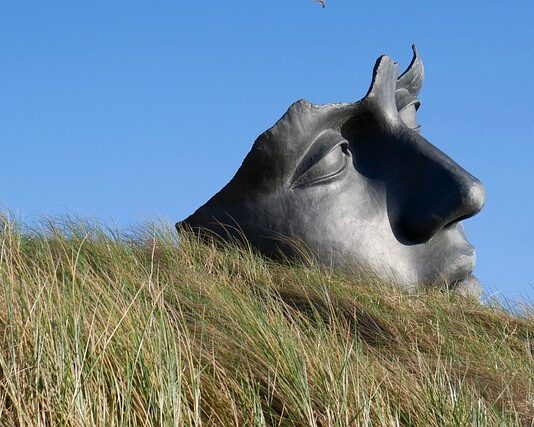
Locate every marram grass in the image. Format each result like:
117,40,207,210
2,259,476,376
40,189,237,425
0,216,533,426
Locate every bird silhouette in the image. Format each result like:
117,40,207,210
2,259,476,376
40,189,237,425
313,0,326,8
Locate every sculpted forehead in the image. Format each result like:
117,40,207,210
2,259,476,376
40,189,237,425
199,47,424,200
237,48,424,193
239,100,359,191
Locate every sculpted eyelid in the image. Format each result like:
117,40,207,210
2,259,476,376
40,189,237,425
290,132,348,185
291,137,350,186
399,99,420,112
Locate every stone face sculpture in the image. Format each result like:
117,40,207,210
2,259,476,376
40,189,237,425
179,46,486,297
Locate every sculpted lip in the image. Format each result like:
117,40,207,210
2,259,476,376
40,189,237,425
441,249,476,284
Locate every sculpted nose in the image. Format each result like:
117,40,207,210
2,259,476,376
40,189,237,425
397,137,486,244
458,176,486,219
339,52,485,245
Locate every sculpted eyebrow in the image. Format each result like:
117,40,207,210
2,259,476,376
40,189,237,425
290,129,347,185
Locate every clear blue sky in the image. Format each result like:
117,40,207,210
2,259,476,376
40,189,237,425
1,1,533,300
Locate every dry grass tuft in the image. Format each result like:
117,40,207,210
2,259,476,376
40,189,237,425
0,215,533,426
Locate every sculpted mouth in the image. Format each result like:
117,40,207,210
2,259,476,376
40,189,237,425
437,248,482,297
441,248,476,284
428,227,482,297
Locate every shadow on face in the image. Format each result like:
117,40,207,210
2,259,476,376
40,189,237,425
341,108,485,247
180,46,486,297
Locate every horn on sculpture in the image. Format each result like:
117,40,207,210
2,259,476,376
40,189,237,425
397,45,424,97
366,55,399,114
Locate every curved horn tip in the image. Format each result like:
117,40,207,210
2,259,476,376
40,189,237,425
407,44,420,70
397,44,424,96
410,45,420,63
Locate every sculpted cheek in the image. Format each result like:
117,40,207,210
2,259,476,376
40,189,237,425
180,46,484,296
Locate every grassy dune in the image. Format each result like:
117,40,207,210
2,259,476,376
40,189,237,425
0,216,533,426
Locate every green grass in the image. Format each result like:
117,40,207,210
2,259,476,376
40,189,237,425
0,215,533,426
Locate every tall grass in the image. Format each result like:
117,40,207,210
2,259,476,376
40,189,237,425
0,215,533,426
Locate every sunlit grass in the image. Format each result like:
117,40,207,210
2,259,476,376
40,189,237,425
0,215,532,426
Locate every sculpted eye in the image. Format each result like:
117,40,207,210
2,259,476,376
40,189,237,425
292,142,350,188
395,88,421,133
399,104,421,132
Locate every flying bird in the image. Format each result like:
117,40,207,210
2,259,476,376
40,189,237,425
314,0,326,8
